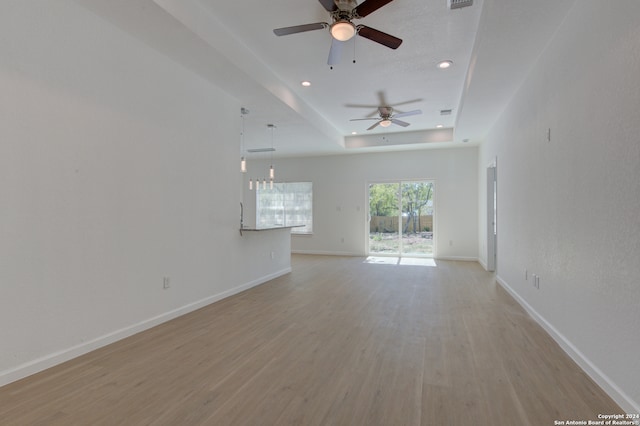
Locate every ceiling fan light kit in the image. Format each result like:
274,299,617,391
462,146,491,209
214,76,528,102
331,20,356,41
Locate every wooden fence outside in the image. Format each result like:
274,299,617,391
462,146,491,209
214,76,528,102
370,215,433,233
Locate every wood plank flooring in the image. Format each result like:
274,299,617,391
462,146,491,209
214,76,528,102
0,255,622,425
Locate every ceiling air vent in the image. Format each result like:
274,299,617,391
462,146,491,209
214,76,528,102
448,0,473,10
440,109,452,115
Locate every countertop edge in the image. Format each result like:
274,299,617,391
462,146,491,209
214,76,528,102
239,225,304,232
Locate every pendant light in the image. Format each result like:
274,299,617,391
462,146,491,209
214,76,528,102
247,123,278,191
267,124,276,182
240,107,249,173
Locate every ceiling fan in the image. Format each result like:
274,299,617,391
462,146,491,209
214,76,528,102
350,106,422,130
273,0,402,65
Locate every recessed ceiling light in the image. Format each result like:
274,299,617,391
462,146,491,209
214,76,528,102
351,131,358,135
436,124,444,128
301,81,311,87
437,60,453,69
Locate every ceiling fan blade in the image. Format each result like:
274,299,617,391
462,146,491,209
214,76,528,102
328,38,345,65
353,0,394,17
318,0,338,12
367,121,381,130
344,103,380,109
391,119,410,127
357,26,402,49
344,104,379,118
350,118,379,121
273,22,327,36
393,109,422,118
388,98,423,107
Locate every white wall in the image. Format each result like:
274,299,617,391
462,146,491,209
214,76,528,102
246,147,478,259
0,1,288,385
478,0,640,412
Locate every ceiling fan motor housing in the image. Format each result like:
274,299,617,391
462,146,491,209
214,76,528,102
335,0,358,12
448,0,473,9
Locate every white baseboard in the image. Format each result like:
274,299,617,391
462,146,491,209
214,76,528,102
435,256,479,262
292,250,363,257
292,251,479,263
478,258,488,270
0,268,291,388
496,275,640,414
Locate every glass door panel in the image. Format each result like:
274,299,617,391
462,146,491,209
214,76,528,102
401,182,434,256
368,183,400,255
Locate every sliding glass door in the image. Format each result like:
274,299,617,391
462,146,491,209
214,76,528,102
368,181,434,257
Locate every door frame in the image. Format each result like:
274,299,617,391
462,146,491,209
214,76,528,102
366,179,436,258
486,160,497,271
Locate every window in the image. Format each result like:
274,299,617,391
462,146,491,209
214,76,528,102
256,182,313,234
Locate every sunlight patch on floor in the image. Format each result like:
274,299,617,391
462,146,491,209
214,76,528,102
364,256,437,267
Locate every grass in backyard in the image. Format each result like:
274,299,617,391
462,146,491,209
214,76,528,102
369,232,433,255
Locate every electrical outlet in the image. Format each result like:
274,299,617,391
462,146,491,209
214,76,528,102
163,277,170,289
525,269,528,280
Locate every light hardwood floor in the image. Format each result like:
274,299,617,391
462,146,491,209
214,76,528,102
0,255,621,425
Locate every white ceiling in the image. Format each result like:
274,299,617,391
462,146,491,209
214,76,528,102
77,0,578,157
